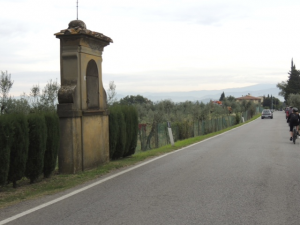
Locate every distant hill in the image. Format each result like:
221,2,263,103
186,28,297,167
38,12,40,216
116,84,283,103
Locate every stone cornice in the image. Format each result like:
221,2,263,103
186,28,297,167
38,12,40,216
54,20,113,43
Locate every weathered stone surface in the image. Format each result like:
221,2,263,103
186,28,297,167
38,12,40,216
58,85,76,104
56,20,111,174
68,20,87,29
55,20,113,43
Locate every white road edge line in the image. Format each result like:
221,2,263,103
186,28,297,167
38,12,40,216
0,117,258,225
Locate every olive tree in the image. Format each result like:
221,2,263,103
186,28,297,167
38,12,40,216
27,80,60,112
287,93,300,110
0,71,14,114
107,81,117,106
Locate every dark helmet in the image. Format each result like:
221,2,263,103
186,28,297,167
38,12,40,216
293,108,298,112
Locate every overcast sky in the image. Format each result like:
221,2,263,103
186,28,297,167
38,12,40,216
1,0,300,96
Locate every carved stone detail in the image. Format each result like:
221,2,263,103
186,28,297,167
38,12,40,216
58,85,76,104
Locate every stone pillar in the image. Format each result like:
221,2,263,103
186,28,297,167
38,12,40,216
54,20,112,173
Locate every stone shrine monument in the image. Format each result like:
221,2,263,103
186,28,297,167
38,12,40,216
55,20,112,173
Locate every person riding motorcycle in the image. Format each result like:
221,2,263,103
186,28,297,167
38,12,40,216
287,107,300,141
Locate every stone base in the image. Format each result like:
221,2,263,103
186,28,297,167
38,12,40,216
58,110,109,174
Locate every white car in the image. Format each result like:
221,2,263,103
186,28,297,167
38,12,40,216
261,109,273,119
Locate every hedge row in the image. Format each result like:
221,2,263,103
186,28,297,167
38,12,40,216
109,105,138,160
0,113,60,188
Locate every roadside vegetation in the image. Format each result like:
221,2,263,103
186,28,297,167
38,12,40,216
0,72,274,209
0,113,260,209
277,59,300,108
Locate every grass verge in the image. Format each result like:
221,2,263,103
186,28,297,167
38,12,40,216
0,114,260,209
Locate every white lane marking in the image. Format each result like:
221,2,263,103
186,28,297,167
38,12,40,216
0,118,258,224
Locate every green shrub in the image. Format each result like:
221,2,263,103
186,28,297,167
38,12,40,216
235,113,240,124
25,114,47,183
114,107,126,159
178,120,193,140
7,114,29,188
109,107,119,159
110,106,126,160
43,113,60,178
124,106,138,157
109,105,138,159
123,106,132,157
0,115,13,186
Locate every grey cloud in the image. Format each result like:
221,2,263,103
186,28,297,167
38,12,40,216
8,71,60,96
103,66,281,93
0,20,29,38
113,3,249,26
154,4,248,26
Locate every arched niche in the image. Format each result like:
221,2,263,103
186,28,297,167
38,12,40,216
86,60,99,109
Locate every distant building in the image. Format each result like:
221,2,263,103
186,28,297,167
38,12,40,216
212,100,222,105
257,96,264,103
235,94,262,104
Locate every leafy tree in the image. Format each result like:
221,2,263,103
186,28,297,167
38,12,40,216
40,79,59,111
30,84,40,109
226,95,235,101
107,81,117,105
0,71,14,114
26,80,60,112
287,93,300,110
277,81,287,100
119,95,152,105
5,95,31,114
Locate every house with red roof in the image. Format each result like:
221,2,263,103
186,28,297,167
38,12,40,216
235,94,262,104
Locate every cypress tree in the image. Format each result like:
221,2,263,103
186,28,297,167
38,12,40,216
25,114,47,183
122,106,138,157
126,106,138,156
43,113,60,178
112,106,126,159
285,59,300,100
7,114,29,188
123,106,132,157
0,115,13,186
109,107,119,159
219,92,225,101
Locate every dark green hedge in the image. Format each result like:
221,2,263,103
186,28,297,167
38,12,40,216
110,106,126,159
123,106,132,157
25,114,47,183
109,105,138,160
0,115,13,186
123,106,138,157
43,113,60,178
109,107,119,158
7,114,29,188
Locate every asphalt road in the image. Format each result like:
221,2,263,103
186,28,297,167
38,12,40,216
1,111,300,225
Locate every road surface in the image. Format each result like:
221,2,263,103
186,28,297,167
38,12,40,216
1,111,300,224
